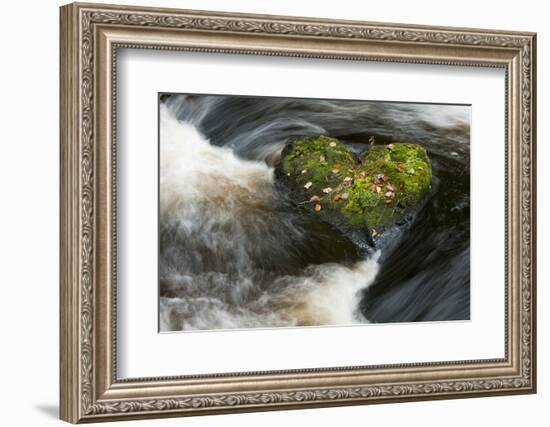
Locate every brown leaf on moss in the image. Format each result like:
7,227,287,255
314,204,322,212
373,173,386,184
309,195,320,202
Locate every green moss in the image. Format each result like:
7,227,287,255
279,136,432,235
360,144,432,207
340,178,379,226
281,135,355,194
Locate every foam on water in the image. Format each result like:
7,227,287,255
159,106,380,331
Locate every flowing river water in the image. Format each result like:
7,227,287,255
159,94,470,331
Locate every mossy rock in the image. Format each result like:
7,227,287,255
277,135,432,237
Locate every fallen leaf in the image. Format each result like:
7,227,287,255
343,176,353,184
314,204,322,212
358,171,366,178
397,163,405,171
384,199,393,204
370,184,382,193
386,184,395,192
333,163,341,170
322,187,333,194
373,173,385,184
408,168,415,174
329,142,337,147
385,191,394,198
301,169,307,174
331,169,340,175
309,195,320,202
399,181,405,189
319,155,326,162
287,172,291,176
334,194,342,201
341,193,349,200
386,143,395,150
304,181,313,190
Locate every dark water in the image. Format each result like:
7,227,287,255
160,94,470,330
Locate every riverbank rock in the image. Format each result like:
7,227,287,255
276,135,432,237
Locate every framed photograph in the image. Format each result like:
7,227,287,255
60,2,537,423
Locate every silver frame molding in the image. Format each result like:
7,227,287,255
60,2,537,423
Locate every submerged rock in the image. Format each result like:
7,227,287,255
276,135,432,238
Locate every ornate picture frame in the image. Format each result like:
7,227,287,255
60,2,536,423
